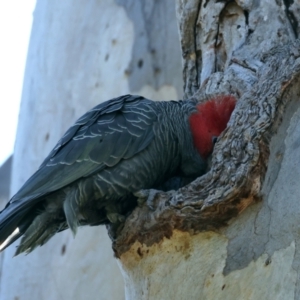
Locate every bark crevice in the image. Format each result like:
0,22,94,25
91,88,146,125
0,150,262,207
283,0,299,38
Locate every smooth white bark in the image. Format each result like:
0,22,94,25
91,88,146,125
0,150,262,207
119,231,296,300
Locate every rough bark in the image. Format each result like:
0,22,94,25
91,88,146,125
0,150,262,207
0,0,182,299
116,1,300,299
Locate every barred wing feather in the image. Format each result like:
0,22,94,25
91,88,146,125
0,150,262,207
8,95,157,205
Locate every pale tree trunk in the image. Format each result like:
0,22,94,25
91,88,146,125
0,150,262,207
0,0,182,299
115,1,300,300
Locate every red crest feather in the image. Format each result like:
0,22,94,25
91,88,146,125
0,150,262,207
189,95,236,158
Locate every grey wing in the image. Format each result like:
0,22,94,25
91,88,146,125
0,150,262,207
9,95,158,204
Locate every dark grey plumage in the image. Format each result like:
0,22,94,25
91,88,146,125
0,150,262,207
0,95,206,254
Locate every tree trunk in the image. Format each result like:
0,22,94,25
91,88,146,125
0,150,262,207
115,1,300,299
0,0,182,299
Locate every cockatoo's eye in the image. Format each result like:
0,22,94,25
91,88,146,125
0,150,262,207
212,136,218,144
